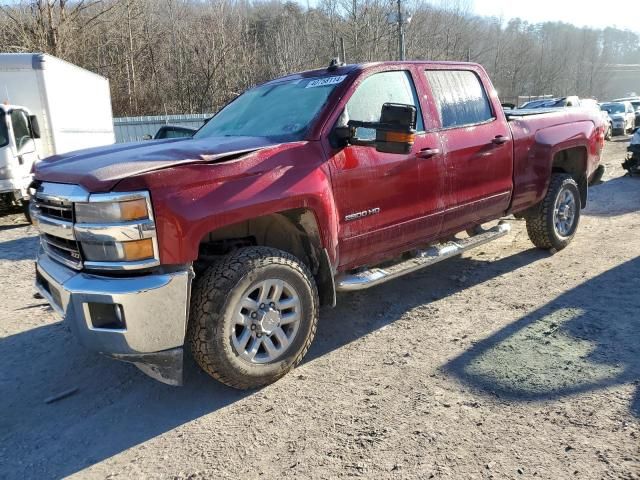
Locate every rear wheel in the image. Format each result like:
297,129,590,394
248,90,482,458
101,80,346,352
526,174,581,251
188,247,319,389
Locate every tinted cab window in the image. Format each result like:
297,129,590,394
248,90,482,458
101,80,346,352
345,70,424,139
424,70,494,128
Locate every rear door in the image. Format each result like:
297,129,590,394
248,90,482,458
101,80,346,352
422,68,513,235
327,68,445,269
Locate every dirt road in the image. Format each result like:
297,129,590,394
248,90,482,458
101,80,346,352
1,138,638,479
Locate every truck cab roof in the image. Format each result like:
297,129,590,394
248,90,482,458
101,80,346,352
263,60,484,85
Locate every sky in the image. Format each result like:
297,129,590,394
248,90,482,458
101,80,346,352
470,0,639,32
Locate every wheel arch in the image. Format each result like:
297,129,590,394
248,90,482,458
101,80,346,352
551,146,588,208
196,208,336,307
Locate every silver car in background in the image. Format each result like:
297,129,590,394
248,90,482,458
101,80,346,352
600,101,636,136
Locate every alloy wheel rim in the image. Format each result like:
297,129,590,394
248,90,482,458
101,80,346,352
553,188,577,238
232,279,301,364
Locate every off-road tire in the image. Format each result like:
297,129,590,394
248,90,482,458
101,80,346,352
526,174,581,251
188,247,319,389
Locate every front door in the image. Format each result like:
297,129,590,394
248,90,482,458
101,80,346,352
8,109,39,194
327,69,446,269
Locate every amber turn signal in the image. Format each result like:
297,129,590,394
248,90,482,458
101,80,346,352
384,131,416,143
119,199,149,221
122,238,154,261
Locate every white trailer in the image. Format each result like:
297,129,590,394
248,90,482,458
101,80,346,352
0,53,114,212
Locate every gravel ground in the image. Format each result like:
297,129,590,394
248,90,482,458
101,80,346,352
0,138,638,480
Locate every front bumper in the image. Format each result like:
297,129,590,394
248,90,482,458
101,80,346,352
35,251,192,385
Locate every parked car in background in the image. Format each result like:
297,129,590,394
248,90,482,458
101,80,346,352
622,126,640,175
613,97,640,127
153,125,197,140
142,125,197,140
600,101,636,135
519,96,580,109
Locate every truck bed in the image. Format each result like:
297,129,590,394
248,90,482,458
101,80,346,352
507,108,604,214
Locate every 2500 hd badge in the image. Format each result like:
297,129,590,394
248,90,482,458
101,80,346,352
344,207,381,222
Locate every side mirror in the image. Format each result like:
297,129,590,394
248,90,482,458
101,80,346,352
29,115,41,139
142,134,153,141
375,103,417,154
345,103,417,154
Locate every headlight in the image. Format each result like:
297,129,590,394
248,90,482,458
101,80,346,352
75,198,148,223
72,191,159,269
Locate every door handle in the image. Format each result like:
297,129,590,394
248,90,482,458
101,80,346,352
492,135,509,145
18,155,24,165
416,147,441,159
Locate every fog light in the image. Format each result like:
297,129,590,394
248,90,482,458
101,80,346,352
122,238,154,261
81,238,154,262
87,303,126,330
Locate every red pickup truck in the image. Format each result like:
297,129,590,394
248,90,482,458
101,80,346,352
31,61,605,388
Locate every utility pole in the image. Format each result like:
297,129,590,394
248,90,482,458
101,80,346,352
397,0,405,61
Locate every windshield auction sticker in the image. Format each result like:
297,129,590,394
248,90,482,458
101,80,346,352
305,75,347,88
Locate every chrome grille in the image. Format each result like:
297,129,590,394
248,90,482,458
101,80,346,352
32,182,159,272
42,234,82,262
32,184,87,270
36,197,74,222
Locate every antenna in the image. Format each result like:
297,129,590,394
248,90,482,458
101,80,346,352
328,57,345,72
4,86,10,105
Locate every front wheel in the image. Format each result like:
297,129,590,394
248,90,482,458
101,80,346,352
188,247,319,389
526,174,581,251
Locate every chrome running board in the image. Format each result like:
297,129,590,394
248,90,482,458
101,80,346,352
335,221,511,292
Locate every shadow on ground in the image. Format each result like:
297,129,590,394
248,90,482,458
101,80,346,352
2,242,638,478
0,234,39,260
445,256,640,418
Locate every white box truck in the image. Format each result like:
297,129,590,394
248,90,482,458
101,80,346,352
0,53,115,218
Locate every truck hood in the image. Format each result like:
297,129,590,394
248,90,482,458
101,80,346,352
34,136,279,192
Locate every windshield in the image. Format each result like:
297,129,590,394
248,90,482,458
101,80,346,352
601,103,625,114
0,112,7,148
195,75,347,142
631,101,640,110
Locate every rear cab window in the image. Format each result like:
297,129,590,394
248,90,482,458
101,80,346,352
344,70,424,140
424,70,495,129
